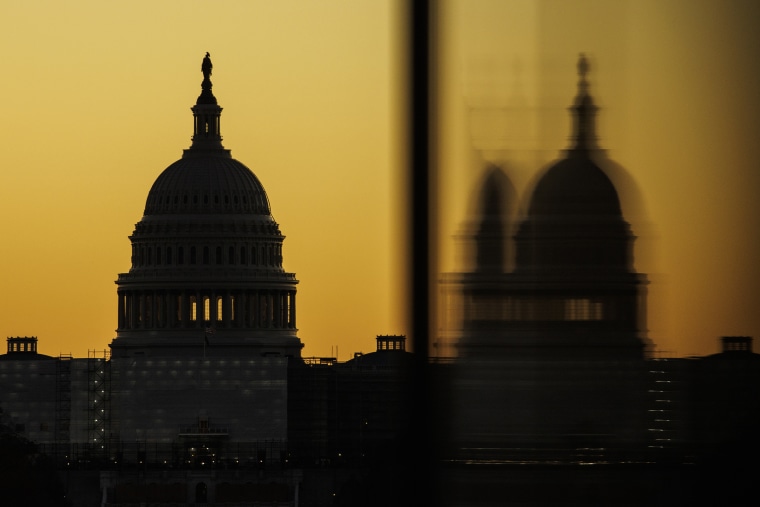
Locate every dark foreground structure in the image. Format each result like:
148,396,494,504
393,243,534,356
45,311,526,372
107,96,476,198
1,55,759,506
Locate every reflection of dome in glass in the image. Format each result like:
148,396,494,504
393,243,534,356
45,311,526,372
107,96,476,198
515,54,632,273
527,54,621,220
528,157,621,217
144,155,271,216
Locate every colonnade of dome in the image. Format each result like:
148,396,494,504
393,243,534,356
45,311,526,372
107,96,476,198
117,288,296,331
129,241,283,269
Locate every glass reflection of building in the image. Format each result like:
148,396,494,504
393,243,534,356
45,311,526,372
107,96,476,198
448,56,649,457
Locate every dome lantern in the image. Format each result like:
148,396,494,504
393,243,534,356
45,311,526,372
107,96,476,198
568,53,598,155
187,52,228,155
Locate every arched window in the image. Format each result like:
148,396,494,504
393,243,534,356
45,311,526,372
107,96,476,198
229,246,235,265
190,246,197,264
203,246,209,265
190,296,197,321
216,246,222,265
203,296,211,322
564,298,603,321
240,246,247,265
156,247,162,265
166,246,173,265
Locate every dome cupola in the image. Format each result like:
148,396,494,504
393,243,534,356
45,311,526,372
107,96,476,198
143,53,271,216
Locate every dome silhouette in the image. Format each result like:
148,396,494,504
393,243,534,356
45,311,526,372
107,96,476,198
144,154,271,215
112,54,301,358
528,156,622,217
515,55,633,274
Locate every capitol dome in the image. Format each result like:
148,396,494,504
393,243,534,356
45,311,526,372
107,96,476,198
111,54,301,358
528,156,622,218
144,155,271,216
513,55,635,275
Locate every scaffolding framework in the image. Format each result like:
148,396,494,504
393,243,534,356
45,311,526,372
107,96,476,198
55,354,72,459
88,349,111,457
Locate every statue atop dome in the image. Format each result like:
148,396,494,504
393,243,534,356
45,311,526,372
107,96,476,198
569,53,598,154
197,52,217,105
202,52,213,80
577,53,589,82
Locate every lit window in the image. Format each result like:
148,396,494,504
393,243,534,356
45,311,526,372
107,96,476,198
564,298,603,321
190,296,197,321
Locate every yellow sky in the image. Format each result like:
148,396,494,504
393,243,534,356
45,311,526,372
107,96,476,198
0,1,758,359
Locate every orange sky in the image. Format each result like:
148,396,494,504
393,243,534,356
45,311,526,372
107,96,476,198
1,1,758,359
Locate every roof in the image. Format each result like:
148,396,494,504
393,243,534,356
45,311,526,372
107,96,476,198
528,155,622,218
144,154,271,216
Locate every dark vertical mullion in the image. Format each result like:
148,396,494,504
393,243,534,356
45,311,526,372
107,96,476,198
407,1,439,505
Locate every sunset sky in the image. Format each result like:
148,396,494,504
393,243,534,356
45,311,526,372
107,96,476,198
1,1,758,359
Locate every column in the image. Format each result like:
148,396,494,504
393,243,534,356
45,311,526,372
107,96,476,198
138,293,145,329
273,291,281,328
247,291,255,328
129,293,137,329
235,291,245,328
290,291,296,329
168,291,177,328
199,292,206,325
209,291,217,324
224,291,232,328
118,293,125,330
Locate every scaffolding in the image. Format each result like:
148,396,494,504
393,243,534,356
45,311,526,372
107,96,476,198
54,354,72,461
88,349,111,459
